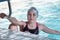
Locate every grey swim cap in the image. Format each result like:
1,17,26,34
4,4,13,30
28,7,38,17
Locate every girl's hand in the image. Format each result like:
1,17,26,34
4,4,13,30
0,13,7,19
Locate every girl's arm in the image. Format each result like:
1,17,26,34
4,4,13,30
42,25,60,34
0,13,25,26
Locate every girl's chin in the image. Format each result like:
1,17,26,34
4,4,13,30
28,20,35,22
29,21,34,22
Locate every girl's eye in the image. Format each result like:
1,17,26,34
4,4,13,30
28,14,31,16
33,14,36,16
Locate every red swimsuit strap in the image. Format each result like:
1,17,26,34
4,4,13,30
36,22,38,27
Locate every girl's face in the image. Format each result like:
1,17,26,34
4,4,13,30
27,10,37,23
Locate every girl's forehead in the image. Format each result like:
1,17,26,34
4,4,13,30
28,10,37,14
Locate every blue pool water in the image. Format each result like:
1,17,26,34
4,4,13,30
0,0,60,40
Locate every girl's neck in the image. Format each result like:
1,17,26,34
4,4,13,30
28,21,36,26
27,21,37,29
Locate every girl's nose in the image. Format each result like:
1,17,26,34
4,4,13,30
30,15,33,19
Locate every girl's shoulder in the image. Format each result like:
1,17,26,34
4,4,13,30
20,21,28,28
37,22,45,30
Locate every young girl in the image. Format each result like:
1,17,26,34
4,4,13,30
0,7,60,35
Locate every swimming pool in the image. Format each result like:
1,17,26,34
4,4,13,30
0,0,60,40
